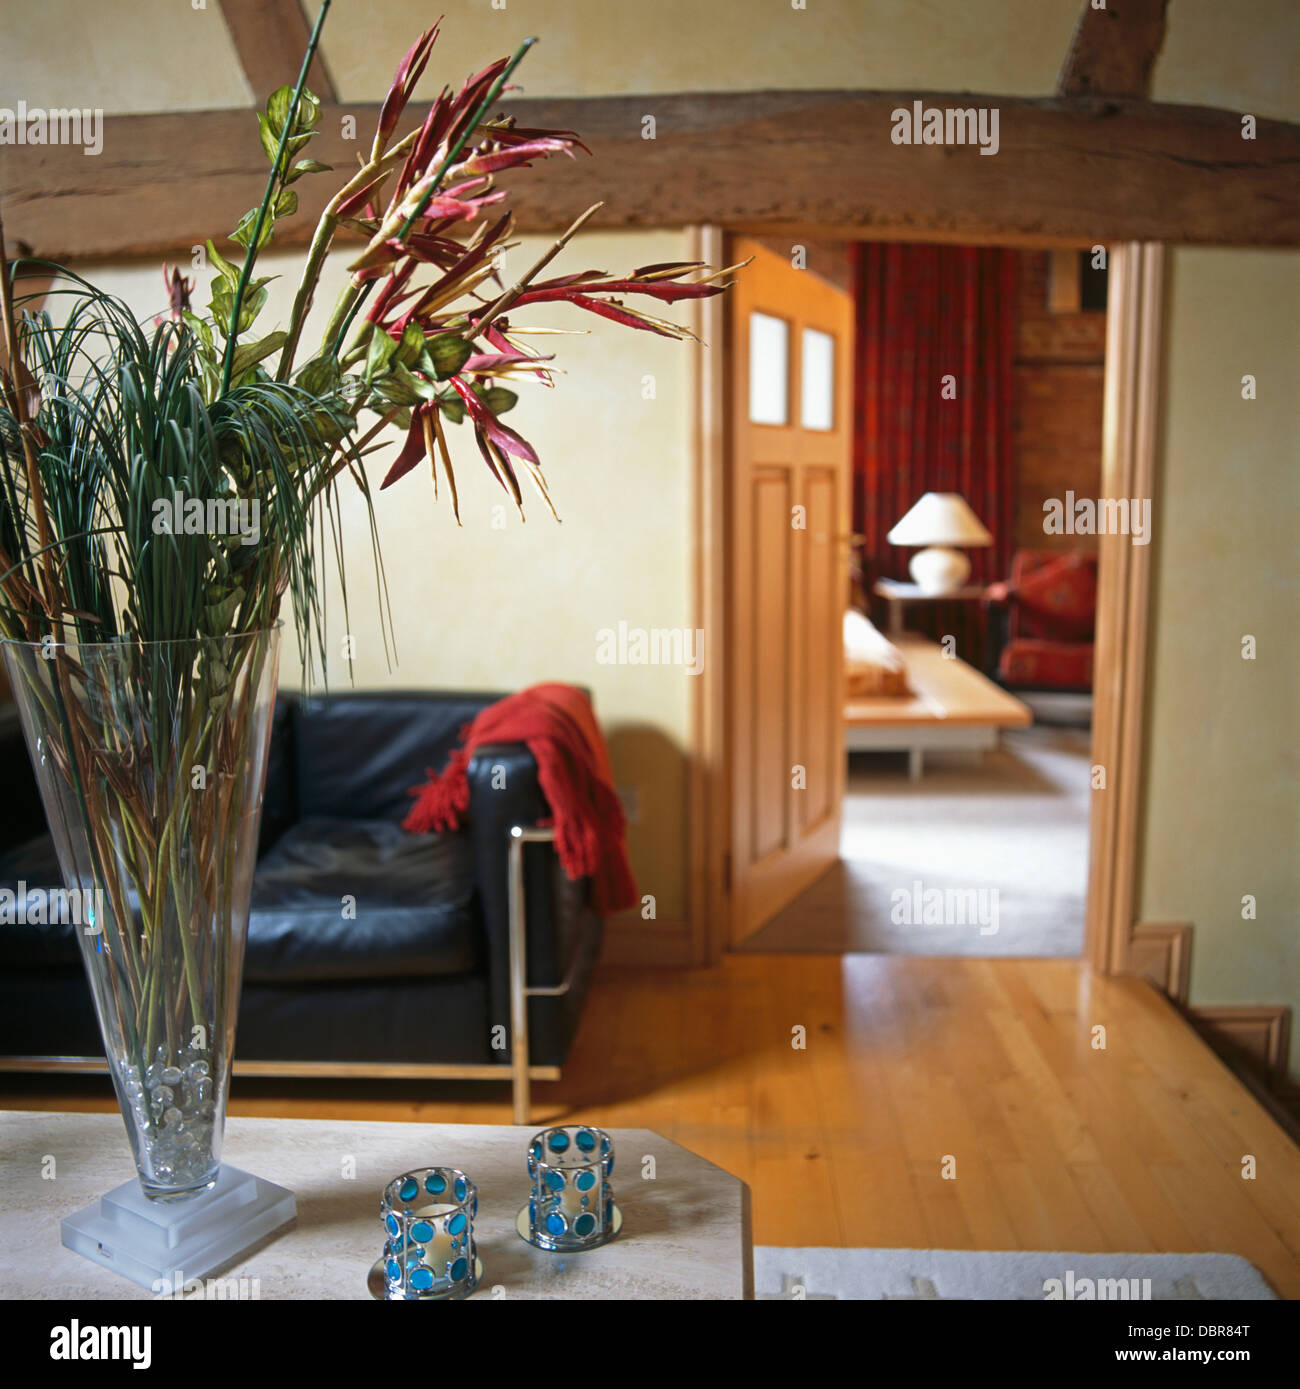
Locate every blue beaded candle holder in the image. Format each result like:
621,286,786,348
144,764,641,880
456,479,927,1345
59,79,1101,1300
369,1167,483,1300
517,1125,622,1252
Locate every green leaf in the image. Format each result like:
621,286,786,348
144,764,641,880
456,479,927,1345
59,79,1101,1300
296,88,322,131
284,157,332,185
181,310,216,356
296,354,341,396
231,207,276,253
217,281,270,337
423,333,473,381
229,331,287,380
210,281,233,334
266,85,294,135
257,112,282,165
363,327,398,385
478,385,518,416
205,240,241,287
370,362,437,407
437,392,466,425
274,188,299,218
395,322,426,368
211,272,276,336
309,409,350,444
240,284,270,333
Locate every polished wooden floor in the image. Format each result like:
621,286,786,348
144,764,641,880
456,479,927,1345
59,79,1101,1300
7,955,1300,1297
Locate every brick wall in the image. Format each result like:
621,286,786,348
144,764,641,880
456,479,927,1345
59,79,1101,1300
1012,252,1107,553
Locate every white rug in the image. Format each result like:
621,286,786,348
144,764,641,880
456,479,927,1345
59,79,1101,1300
740,726,1090,957
755,1247,1278,1300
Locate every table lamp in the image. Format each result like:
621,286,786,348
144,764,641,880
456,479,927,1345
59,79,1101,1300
886,492,993,593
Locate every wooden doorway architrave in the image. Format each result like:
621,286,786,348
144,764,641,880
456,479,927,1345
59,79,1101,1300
687,228,1164,974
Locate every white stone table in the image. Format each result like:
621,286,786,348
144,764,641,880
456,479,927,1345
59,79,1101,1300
0,1110,753,1299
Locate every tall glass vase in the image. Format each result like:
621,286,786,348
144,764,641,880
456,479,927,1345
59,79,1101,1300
1,627,279,1202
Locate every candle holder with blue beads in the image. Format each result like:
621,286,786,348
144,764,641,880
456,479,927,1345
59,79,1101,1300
369,1166,483,1299
517,1125,622,1252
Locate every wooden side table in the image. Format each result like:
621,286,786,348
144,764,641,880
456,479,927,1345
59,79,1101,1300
873,578,988,637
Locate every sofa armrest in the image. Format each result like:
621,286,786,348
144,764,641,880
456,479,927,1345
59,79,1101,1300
463,741,603,1072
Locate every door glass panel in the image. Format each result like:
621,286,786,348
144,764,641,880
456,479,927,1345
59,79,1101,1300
801,328,835,431
748,311,789,425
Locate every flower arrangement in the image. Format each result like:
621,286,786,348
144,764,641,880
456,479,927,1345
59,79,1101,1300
0,4,737,665
0,3,737,1204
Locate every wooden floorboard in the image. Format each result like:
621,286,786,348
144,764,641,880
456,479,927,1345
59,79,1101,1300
4,955,1298,1297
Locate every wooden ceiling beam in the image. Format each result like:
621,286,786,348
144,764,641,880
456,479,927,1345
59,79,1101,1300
1059,0,1170,99
218,0,336,105
2,88,1296,263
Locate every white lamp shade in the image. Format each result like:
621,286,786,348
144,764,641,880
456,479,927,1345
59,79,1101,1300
887,492,993,548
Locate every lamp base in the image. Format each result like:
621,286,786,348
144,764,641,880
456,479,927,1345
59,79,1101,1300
908,546,971,594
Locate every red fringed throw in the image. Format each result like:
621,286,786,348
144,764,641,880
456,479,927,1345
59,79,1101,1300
402,683,638,915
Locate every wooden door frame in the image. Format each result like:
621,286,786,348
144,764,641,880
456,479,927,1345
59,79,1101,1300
687,227,1165,971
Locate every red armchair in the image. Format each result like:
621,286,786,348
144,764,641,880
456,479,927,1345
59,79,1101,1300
984,549,1098,692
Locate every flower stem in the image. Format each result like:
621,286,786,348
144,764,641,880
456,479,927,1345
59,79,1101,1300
219,0,332,396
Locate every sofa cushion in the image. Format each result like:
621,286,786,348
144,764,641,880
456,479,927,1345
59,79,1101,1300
999,638,1094,691
292,691,506,821
245,817,480,982
1011,553,1098,641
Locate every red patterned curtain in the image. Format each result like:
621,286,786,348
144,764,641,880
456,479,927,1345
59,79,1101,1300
852,243,1017,666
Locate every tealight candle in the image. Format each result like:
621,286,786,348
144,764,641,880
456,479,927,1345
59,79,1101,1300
372,1166,481,1300
518,1125,621,1252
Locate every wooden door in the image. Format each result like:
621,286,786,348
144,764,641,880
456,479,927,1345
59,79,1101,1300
727,238,854,944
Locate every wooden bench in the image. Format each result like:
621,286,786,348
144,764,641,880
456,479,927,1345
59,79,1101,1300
845,634,1033,779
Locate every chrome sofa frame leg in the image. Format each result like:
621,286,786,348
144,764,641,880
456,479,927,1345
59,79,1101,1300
507,824,578,1126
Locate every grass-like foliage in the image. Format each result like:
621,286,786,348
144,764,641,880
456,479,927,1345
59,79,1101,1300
0,269,365,679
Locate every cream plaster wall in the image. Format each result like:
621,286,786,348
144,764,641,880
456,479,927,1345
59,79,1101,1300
1139,248,1300,1074
0,0,251,112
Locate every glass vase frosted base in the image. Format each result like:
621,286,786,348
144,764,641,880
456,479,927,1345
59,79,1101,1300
61,1165,296,1292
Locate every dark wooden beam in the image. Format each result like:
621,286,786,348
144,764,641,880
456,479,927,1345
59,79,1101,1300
1059,0,1169,99
3,89,1298,264
218,0,336,104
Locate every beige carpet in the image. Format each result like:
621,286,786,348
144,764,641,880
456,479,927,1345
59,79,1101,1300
739,726,1090,956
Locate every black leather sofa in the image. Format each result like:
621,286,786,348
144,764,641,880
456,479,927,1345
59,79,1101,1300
0,689,604,1118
